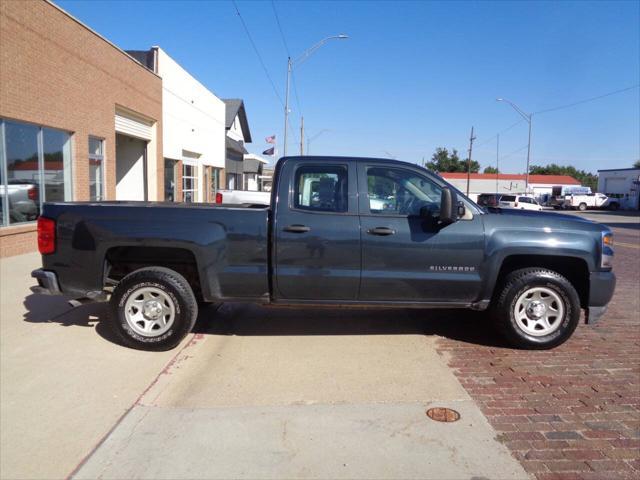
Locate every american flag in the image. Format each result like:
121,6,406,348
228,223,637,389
265,135,276,144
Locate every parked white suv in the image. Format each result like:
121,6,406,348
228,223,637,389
499,195,543,211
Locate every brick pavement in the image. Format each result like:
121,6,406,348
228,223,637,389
436,226,640,480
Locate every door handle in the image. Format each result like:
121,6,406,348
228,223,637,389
283,224,311,233
367,227,396,236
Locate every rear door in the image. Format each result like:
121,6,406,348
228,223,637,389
274,159,360,300
358,162,485,303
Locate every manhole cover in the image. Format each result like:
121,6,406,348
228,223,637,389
426,407,460,422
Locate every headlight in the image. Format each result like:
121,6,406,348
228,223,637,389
601,232,614,269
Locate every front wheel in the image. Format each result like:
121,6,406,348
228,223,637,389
491,268,580,349
109,267,198,351
578,203,587,211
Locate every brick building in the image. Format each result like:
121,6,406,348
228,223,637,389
0,0,163,257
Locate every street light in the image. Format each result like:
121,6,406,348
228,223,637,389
496,98,532,192
306,129,330,155
283,34,349,156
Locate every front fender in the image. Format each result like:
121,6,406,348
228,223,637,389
479,226,599,301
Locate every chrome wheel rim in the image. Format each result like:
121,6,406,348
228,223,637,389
124,287,175,337
514,287,564,337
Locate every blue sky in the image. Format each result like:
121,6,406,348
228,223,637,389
58,0,639,173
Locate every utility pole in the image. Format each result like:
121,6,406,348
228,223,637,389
283,57,291,157
283,35,348,158
496,133,500,195
466,126,476,196
300,116,304,155
525,116,532,193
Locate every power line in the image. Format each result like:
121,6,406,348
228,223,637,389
476,85,638,153
271,0,290,56
499,144,528,161
534,84,640,115
291,71,304,116
231,0,284,107
474,119,526,149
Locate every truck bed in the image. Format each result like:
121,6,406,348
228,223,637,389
40,201,270,302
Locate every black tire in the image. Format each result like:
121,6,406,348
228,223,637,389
109,267,198,351
578,203,587,211
490,268,580,349
608,202,619,211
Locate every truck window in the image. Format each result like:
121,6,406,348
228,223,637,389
293,165,348,213
366,166,442,216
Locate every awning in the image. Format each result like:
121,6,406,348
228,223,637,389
243,158,263,174
226,137,248,154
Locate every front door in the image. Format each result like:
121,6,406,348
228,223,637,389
274,160,360,300
358,162,485,303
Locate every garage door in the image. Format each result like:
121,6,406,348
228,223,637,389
115,110,153,141
604,178,625,194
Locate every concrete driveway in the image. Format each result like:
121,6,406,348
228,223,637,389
0,252,528,479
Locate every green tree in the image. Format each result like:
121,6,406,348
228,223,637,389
528,164,598,192
426,147,479,173
633,160,640,168
483,166,499,174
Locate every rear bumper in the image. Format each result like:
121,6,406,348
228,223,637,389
585,271,616,324
31,269,62,295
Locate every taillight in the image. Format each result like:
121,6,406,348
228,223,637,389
215,192,222,204
28,186,38,201
37,217,56,255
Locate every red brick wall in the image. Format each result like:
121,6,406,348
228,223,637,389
0,0,163,257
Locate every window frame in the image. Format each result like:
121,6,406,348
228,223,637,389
289,163,352,216
360,164,443,218
88,136,105,202
182,162,198,203
0,118,73,227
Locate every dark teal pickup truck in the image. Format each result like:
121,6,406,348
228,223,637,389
32,156,615,351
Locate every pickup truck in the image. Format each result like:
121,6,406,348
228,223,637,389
32,156,616,351
564,193,613,211
214,189,270,206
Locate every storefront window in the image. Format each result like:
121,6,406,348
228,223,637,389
44,128,72,203
164,159,177,201
183,163,197,203
89,136,104,201
0,119,72,227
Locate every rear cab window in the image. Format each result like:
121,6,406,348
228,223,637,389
293,165,349,213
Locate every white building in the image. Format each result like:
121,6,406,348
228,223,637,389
597,168,640,210
243,154,268,191
441,173,581,202
223,99,252,190
128,47,226,203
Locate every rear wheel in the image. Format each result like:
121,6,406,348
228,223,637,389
109,267,198,351
578,203,587,211
491,268,580,349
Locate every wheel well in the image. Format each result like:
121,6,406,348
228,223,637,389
105,246,203,300
495,255,589,308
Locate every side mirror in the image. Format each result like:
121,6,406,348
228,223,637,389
439,187,458,225
457,202,466,217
